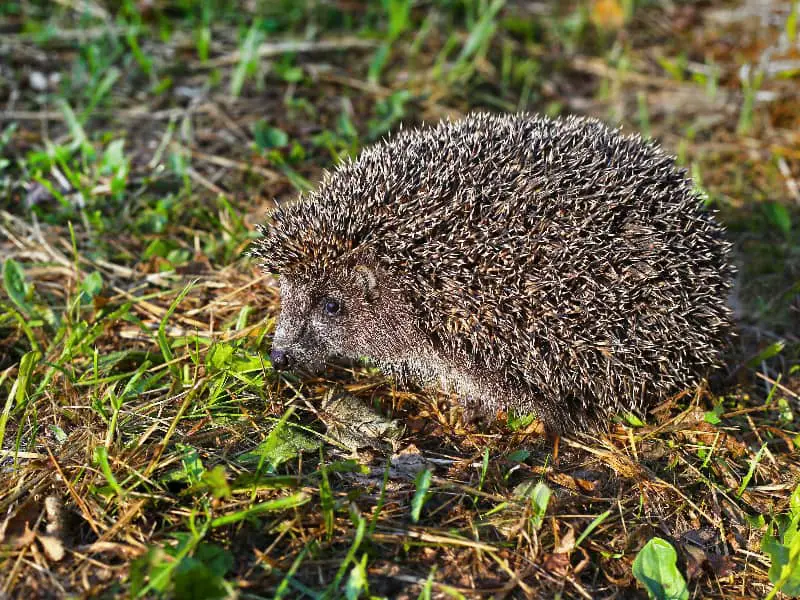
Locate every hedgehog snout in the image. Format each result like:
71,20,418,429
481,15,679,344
270,348,293,371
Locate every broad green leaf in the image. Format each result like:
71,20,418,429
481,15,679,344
704,401,724,425
507,449,530,463
81,271,104,302
745,513,766,529
763,485,800,598
507,412,536,431
632,538,689,600
172,557,229,600
206,342,263,374
49,424,68,444
254,121,289,151
143,238,175,259
174,545,233,600
161,443,205,485
193,543,234,578
530,481,552,530
131,542,233,600
3,258,33,314
206,343,234,370
236,420,320,472
763,526,800,597
514,480,551,529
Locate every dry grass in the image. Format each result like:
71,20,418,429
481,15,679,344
1,1,799,598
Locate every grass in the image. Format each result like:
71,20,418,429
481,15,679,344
1,0,800,598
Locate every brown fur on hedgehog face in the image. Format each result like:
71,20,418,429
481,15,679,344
271,263,424,374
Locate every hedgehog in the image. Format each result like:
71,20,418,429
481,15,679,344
250,113,734,432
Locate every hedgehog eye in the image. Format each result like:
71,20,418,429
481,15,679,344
323,297,342,316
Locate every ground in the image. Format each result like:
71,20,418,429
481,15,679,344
1,1,799,598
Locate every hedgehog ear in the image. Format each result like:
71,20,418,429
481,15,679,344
354,265,379,301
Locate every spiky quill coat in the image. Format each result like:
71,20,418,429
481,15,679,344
252,113,734,431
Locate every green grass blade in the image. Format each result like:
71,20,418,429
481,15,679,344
209,492,310,528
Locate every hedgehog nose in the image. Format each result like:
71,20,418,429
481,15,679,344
270,348,293,371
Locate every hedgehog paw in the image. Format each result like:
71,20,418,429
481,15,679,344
456,396,499,427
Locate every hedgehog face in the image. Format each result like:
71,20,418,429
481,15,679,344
269,266,421,374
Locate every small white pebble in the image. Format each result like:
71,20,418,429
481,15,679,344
29,71,48,91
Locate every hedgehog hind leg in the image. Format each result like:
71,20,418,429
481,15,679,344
513,392,587,435
456,393,503,426
458,401,492,426
456,387,555,433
